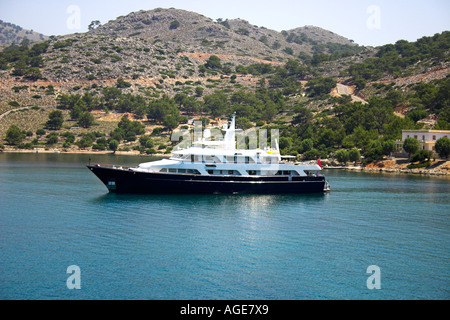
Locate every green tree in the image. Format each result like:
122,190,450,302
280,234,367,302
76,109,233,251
203,91,228,117
24,67,42,80
148,96,179,123
335,149,350,164
305,77,337,97
88,20,101,30
70,99,87,120
406,109,428,123
116,78,131,89
76,136,93,149
301,139,314,153
435,136,450,160
410,149,433,163
364,140,384,162
46,132,59,145
46,110,64,130
403,137,420,158
109,139,119,154
78,112,95,128
139,136,154,149
195,86,204,97
382,140,397,157
163,114,180,133
348,148,361,163
5,125,25,145
205,55,222,70
36,128,46,137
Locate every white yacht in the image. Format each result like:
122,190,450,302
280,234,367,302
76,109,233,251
88,114,327,194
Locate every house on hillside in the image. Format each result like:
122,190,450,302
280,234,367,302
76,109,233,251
396,130,450,155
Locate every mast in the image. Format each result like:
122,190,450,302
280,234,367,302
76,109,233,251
223,113,236,150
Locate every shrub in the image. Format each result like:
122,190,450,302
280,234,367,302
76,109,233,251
8,101,20,107
169,20,180,30
410,150,433,163
435,136,450,160
6,125,25,145
302,148,321,161
335,149,350,164
76,136,93,149
46,132,59,145
407,162,431,169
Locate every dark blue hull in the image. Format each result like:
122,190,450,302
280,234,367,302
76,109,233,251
87,165,326,194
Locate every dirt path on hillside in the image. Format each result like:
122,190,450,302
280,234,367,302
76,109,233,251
0,106,32,120
335,83,368,104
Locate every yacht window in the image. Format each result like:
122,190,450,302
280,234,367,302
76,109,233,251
204,156,215,163
160,168,168,173
226,170,241,175
236,155,245,163
276,170,297,176
178,169,187,174
169,168,177,173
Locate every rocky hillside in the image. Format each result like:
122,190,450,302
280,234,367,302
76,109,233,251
0,7,369,112
0,8,362,83
0,20,47,45
92,8,360,57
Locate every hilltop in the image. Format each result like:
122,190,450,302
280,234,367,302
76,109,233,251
32,8,362,83
0,20,47,46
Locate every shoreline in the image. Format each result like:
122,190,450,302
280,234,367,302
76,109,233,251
2,148,449,177
0,148,152,156
324,164,450,176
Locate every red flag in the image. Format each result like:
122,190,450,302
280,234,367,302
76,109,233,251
317,159,322,167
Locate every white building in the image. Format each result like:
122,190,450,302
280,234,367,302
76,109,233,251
397,130,450,154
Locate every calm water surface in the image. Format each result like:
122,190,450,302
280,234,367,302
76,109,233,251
0,153,449,300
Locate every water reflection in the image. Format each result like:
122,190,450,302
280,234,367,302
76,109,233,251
91,192,326,210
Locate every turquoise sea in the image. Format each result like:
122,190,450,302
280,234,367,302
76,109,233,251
0,152,449,300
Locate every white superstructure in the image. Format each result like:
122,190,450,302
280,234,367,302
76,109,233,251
134,115,322,177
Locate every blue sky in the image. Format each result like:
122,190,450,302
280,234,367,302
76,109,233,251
0,0,449,46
